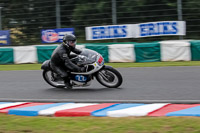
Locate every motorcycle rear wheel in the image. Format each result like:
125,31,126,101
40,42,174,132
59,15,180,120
42,70,65,88
96,66,123,88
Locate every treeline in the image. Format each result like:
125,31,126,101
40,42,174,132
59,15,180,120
0,0,199,45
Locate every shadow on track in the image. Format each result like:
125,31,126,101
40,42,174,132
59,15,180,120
45,87,123,92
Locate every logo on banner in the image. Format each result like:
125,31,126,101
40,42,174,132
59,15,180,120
0,30,10,45
41,28,74,43
91,25,127,39
42,30,59,43
139,22,178,37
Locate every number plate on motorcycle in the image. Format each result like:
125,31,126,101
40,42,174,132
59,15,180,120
75,75,87,82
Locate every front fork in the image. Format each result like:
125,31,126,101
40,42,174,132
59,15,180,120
95,65,113,82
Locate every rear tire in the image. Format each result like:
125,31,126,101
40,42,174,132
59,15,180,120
96,66,123,88
42,70,65,88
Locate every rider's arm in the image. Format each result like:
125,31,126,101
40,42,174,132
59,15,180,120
64,57,81,72
72,47,82,55
59,52,81,72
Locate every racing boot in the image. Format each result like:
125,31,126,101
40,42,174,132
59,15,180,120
64,78,72,89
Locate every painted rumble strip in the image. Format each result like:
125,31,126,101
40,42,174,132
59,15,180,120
0,103,53,114
107,103,169,117
55,103,117,117
92,103,144,117
166,105,200,116
0,102,27,110
39,103,95,116
1,102,200,117
148,104,200,116
8,103,63,116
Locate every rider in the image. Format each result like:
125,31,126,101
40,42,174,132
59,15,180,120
50,34,86,89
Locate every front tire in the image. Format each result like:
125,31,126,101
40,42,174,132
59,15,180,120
96,66,123,88
42,70,65,88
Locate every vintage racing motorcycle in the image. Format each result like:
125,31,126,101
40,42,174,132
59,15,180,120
41,49,123,89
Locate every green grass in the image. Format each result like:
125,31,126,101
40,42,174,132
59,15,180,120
1,114,200,133
0,64,42,71
1,61,200,71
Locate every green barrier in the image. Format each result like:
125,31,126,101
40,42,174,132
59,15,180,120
134,43,161,63
0,48,14,64
1,41,200,64
36,45,58,63
190,40,200,61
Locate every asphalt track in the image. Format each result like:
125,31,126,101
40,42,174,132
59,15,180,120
0,66,200,103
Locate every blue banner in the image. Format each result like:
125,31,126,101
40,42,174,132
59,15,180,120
86,21,185,40
0,30,10,45
41,28,74,43
86,25,133,40
133,21,186,38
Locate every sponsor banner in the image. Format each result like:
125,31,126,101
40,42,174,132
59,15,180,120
85,21,186,40
0,30,10,45
85,24,133,40
133,21,186,38
41,28,74,43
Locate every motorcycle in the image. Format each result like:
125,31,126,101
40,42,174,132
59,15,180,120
41,49,123,89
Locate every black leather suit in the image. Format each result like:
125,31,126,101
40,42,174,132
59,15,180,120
50,43,82,78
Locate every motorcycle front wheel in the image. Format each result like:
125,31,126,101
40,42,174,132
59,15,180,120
95,66,123,88
42,70,65,88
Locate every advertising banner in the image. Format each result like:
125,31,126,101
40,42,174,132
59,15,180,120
85,24,133,40
133,21,186,38
41,28,74,43
85,21,186,40
0,30,10,45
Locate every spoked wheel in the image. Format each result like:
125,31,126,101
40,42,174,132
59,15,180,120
42,70,65,88
96,66,123,88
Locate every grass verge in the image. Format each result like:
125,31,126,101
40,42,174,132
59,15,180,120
0,114,200,133
0,61,200,71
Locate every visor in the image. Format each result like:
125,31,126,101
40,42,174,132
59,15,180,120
68,40,77,47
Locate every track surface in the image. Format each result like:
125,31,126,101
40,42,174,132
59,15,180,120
0,66,200,102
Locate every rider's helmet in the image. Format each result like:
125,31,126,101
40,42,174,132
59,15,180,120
63,34,77,48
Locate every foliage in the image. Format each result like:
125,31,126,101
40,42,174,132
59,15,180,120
0,0,200,45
